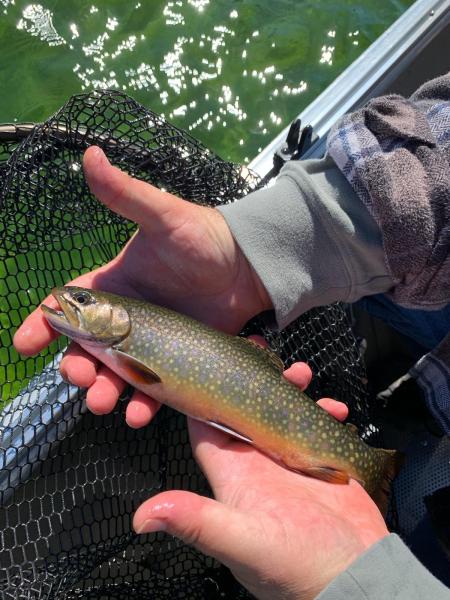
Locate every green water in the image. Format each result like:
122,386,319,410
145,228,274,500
0,0,415,407
0,0,414,163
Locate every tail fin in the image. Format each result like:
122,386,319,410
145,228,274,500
372,449,404,517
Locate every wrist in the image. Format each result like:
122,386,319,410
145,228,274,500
210,207,273,324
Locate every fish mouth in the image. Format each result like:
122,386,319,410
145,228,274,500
41,287,85,339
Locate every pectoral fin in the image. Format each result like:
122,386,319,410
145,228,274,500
113,349,161,385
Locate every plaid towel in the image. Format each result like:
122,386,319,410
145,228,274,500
327,74,450,434
327,73,450,310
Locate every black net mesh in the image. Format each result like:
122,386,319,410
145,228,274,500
0,90,370,599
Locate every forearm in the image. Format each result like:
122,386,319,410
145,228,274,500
218,156,393,328
316,534,450,600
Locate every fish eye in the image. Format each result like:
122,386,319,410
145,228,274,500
73,291,92,305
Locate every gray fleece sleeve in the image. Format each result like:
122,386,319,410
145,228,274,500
316,534,450,600
218,156,393,329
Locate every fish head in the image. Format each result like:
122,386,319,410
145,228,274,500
42,286,131,346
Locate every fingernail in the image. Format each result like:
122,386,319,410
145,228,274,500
135,519,167,535
60,371,70,384
62,370,78,387
89,146,106,165
91,145,103,157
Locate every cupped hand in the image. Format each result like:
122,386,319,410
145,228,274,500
13,146,271,422
133,363,388,600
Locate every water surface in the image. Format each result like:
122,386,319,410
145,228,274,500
0,0,415,162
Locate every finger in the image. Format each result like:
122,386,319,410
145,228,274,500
13,294,62,356
283,362,312,391
125,390,161,428
83,146,190,233
188,418,263,495
86,364,127,415
317,398,349,422
133,490,261,572
188,417,242,465
60,343,99,388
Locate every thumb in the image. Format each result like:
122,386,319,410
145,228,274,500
133,490,261,570
83,146,189,232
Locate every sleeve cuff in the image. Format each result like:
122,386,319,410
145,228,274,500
316,534,450,600
218,157,392,329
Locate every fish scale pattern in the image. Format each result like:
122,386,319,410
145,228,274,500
0,90,370,599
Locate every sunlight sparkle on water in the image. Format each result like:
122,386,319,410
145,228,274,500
82,32,109,56
160,36,189,94
349,30,360,46
4,0,410,163
106,17,119,31
172,104,188,117
164,2,185,26
125,63,159,91
70,23,79,39
17,4,66,46
281,80,307,95
111,35,137,59
319,45,335,65
0,5,414,321
187,0,210,11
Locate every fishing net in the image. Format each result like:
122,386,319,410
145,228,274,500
0,90,371,600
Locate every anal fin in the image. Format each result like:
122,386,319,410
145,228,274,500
302,466,350,485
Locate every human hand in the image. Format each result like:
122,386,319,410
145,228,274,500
133,361,388,600
13,146,271,423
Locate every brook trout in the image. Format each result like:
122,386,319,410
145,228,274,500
42,286,399,510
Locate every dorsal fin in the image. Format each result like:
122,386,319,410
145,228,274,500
240,337,284,372
346,423,359,436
